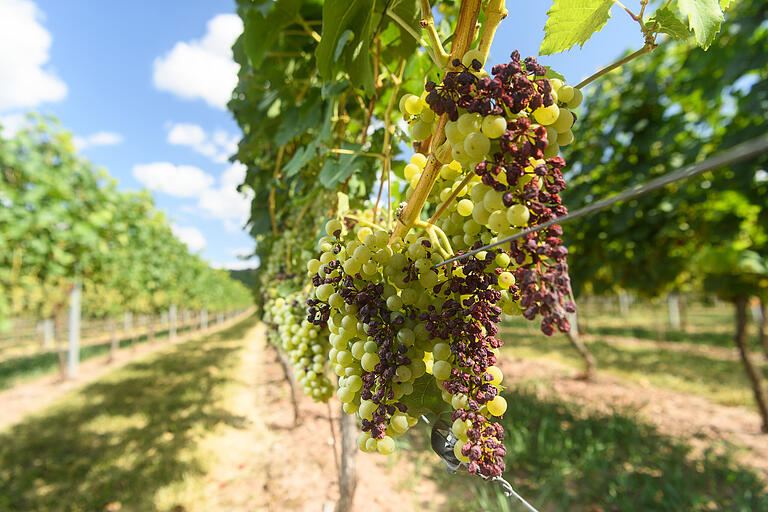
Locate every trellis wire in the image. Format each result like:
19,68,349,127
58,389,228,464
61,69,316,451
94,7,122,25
433,133,768,269
420,415,541,512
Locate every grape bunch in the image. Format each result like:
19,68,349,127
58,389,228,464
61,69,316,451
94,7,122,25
265,293,334,402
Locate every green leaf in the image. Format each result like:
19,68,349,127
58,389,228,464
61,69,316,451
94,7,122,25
540,0,614,55
318,142,361,188
677,0,725,49
243,0,301,68
282,140,318,177
719,0,731,11
315,0,376,94
399,374,451,417
647,6,691,40
543,66,566,81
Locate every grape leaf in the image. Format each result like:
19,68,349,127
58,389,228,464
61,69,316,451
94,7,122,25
646,6,691,40
543,66,566,81
315,0,376,94
677,0,725,50
318,142,362,188
540,0,614,55
243,0,301,68
399,374,451,417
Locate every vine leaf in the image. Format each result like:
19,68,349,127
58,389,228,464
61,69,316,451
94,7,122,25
646,7,691,41
677,0,725,50
315,0,376,95
400,374,451,417
282,140,318,177
318,142,362,188
243,0,301,68
540,0,614,55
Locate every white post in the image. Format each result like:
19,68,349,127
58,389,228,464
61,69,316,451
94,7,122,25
618,291,630,316
169,304,177,341
124,311,132,332
67,281,82,379
43,318,55,349
217,312,223,325
201,309,208,330
668,293,681,330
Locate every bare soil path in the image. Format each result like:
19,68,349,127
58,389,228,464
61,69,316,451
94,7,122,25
498,355,768,478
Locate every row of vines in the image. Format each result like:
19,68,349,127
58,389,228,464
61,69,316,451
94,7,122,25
226,0,767,508
0,116,253,332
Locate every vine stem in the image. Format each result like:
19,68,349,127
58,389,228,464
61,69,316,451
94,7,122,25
374,60,406,223
575,44,654,90
386,8,439,67
477,0,507,65
427,172,475,225
390,0,484,242
419,0,450,68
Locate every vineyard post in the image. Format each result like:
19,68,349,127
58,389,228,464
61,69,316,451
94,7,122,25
42,317,54,349
108,318,118,362
169,304,177,341
66,280,82,379
758,298,767,358
336,411,357,512
201,309,208,330
667,292,681,330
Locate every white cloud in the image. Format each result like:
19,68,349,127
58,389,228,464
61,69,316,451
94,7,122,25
0,113,27,136
212,260,258,271
229,247,253,258
0,0,67,111
197,161,252,223
132,162,214,198
171,224,206,252
72,131,124,150
152,14,242,109
166,122,237,163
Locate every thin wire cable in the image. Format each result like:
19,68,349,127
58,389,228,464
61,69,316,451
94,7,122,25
433,133,768,268
420,415,541,511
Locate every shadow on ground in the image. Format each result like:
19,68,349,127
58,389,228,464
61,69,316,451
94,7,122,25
0,315,257,512
402,387,768,511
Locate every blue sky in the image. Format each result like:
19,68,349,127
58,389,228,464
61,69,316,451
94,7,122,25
0,0,640,270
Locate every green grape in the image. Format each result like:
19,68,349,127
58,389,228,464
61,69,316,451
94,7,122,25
558,130,574,146
404,94,423,115
457,112,482,135
543,139,560,158
481,115,507,139
457,199,474,217
558,85,575,103
410,152,428,169
506,204,530,226
567,88,583,108
533,104,560,125
377,436,395,455
445,120,464,143
487,395,507,416
411,120,432,141
498,271,515,288
487,365,503,385
552,108,574,133
464,132,490,160
432,360,452,381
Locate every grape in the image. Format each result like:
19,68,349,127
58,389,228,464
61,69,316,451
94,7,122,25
464,132,490,160
558,85,575,103
552,108,574,133
325,219,342,236
404,163,420,181
549,78,563,91
506,204,530,226
377,436,395,455
533,104,560,125
457,112,482,135
432,360,451,380
487,395,507,417
498,271,515,288
404,95,423,115
461,49,484,68
558,130,574,146
457,199,474,217
444,121,464,143
567,88,583,108
481,115,507,139
411,120,432,141
454,442,470,463
410,153,428,169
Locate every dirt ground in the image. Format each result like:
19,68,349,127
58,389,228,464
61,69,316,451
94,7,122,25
194,324,445,512
498,355,768,478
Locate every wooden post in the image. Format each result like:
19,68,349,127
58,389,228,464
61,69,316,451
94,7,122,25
169,304,177,341
667,292,681,330
43,317,55,349
201,309,208,330
336,409,357,512
109,318,119,362
734,297,768,433
66,281,82,379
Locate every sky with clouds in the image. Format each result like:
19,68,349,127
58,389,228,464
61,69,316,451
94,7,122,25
0,0,639,271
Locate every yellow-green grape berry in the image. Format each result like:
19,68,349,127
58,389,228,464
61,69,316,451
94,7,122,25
451,142,469,163
549,78,563,92
543,139,560,158
404,163,420,181
552,108,574,133
398,94,411,114
377,436,395,455
481,115,507,139
495,252,510,268
361,352,380,371
433,342,451,360
488,210,507,233
464,132,490,160
358,433,371,451
357,226,373,243
558,130,574,146
499,271,515,288
533,104,560,125
411,120,432,141
432,360,452,380
404,94,423,115
452,418,469,440
390,414,409,434
365,438,378,452
457,112,482,135
411,152,428,169
487,395,507,417
461,48,484,68
506,204,530,226
567,88,583,109
325,219,342,236
307,258,321,274
421,108,436,123
316,283,334,301
445,120,463,143
558,85,575,103
453,441,470,463
457,199,474,217
359,399,376,420
487,365,503,385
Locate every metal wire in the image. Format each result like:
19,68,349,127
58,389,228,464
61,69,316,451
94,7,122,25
433,133,768,268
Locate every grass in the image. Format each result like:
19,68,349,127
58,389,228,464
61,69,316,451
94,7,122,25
500,318,767,409
0,323,199,390
0,315,257,512
402,387,768,512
